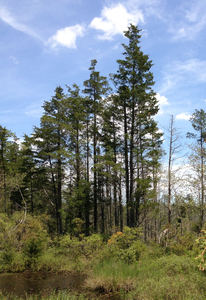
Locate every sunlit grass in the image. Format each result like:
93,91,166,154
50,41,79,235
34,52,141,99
85,255,206,299
85,260,138,292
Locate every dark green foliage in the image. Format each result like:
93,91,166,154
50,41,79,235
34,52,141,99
112,24,163,227
83,59,111,233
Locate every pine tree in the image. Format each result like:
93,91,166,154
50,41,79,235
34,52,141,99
101,94,123,230
187,109,206,227
83,59,110,232
32,86,66,235
0,126,13,212
112,24,161,227
63,84,90,234
19,134,39,214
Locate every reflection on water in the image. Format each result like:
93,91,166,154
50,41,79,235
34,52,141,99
0,272,85,298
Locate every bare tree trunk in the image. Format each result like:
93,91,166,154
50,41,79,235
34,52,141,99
200,128,204,227
123,98,130,227
168,116,173,225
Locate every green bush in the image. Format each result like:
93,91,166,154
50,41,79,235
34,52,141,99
81,234,103,257
58,233,104,261
169,232,196,255
107,227,146,263
18,216,49,268
58,234,82,260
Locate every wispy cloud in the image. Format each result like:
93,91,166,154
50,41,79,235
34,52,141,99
10,56,19,65
175,112,191,121
156,92,169,115
25,102,43,118
47,24,85,49
128,0,165,20
90,3,144,40
170,18,206,41
169,0,206,41
174,59,206,83
160,59,206,93
0,5,41,40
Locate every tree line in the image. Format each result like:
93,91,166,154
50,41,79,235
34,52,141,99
0,25,205,239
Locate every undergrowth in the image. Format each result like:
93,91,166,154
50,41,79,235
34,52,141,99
0,291,88,300
1,218,206,299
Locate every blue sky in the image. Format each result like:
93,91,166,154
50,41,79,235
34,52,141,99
0,0,206,142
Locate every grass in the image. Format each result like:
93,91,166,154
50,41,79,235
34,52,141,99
84,255,206,299
0,291,88,300
1,253,206,299
1,230,206,300
85,260,139,292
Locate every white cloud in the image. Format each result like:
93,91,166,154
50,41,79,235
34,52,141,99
171,19,206,41
90,3,144,40
175,113,191,121
48,24,85,49
185,0,206,23
174,59,206,83
156,92,169,115
0,5,41,39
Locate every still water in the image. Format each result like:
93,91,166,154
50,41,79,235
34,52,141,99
0,272,85,298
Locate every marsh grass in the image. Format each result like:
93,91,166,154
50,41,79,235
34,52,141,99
1,226,206,299
85,260,139,292
0,291,88,300
85,255,206,299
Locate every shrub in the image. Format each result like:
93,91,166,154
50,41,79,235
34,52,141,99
58,234,82,259
81,234,104,258
107,227,146,263
195,229,206,271
19,216,49,268
169,232,196,255
58,233,104,261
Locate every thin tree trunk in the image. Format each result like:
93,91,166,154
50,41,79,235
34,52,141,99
201,128,204,227
168,116,173,225
49,156,59,236
119,173,123,232
93,96,98,232
85,119,90,236
129,94,135,227
123,97,130,227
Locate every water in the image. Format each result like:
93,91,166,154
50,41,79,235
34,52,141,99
0,272,85,298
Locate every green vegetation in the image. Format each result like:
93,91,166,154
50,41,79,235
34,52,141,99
0,291,88,300
1,24,206,299
0,223,206,299
86,255,206,300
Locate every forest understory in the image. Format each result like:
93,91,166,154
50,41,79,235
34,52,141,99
1,213,206,300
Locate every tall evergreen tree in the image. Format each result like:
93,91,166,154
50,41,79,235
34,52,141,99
32,86,66,235
0,126,14,213
113,24,161,227
187,109,206,227
101,94,123,230
83,59,110,232
19,134,39,215
63,84,91,234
